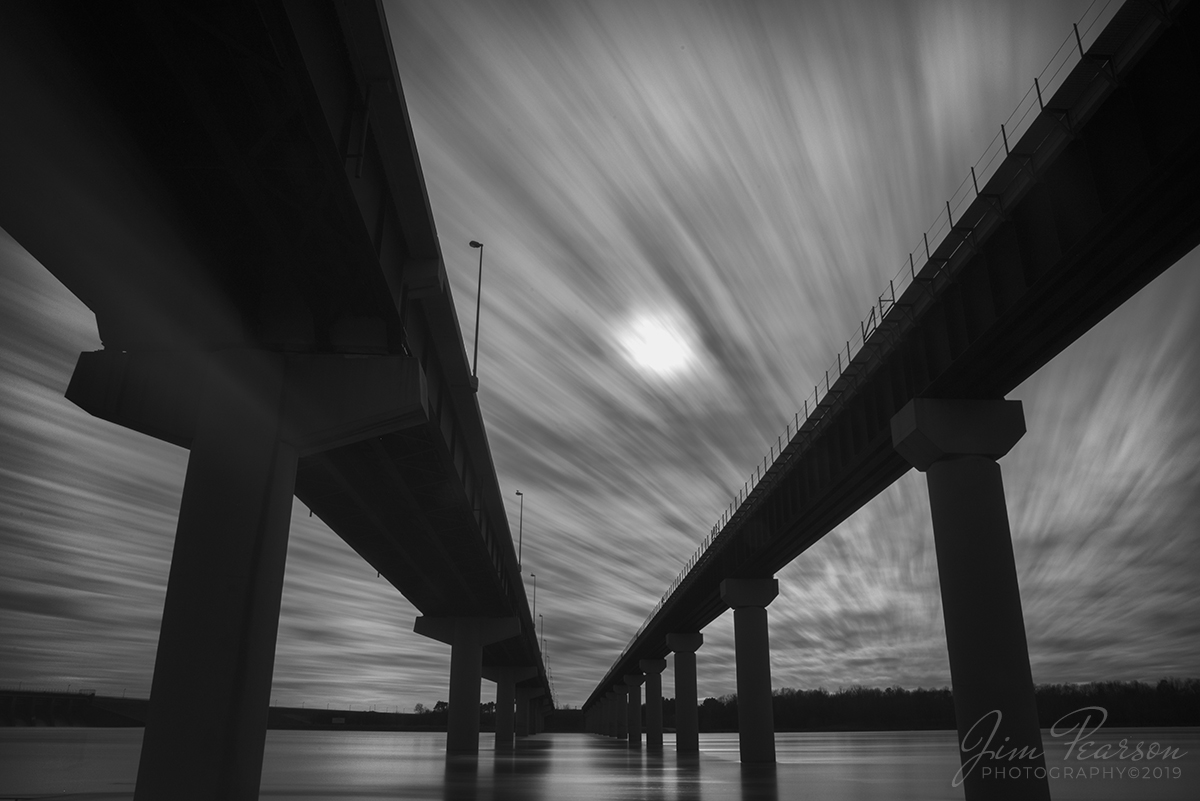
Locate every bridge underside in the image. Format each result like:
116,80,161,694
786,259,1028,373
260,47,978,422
0,1,540,671
298,432,530,666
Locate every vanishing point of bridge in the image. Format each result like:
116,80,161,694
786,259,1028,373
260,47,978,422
0,1,549,798
584,2,1200,800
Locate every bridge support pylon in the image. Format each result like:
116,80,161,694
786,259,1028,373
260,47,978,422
720,579,779,764
604,691,619,736
624,673,645,749
69,349,429,801
892,398,1049,801
415,616,520,754
614,685,630,739
484,665,537,752
666,632,703,754
129,352,297,801
515,686,543,737
639,659,667,752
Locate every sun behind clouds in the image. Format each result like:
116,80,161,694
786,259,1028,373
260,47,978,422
617,311,700,380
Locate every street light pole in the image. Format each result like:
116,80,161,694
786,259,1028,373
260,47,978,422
468,240,483,390
531,573,537,621
539,613,544,653
515,490,524,568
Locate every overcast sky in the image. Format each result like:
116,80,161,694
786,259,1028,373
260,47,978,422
2,0,1198,712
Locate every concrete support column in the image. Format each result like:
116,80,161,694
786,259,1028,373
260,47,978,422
484,666,536,752
495,671,516,749
605,692,618,737
66,350,426,799
666,633,702,754
892,398,1048,801
720,579,779,764
639,659,667,753
515,687,542,737
615,685,629,739
624,674,644,749
415,617,520,753
134,352,295,801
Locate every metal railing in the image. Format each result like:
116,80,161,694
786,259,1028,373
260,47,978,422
609,0,1123,669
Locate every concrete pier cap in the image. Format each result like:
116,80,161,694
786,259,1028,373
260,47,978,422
666,632,703,653
413,616,521,646
639,659,666,674
719,578,779,609
891,398,1025,471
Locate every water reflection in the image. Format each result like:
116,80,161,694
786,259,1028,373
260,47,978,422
738,763,778,801
442,754,480,801
0,729,1197,800
676,754,703,801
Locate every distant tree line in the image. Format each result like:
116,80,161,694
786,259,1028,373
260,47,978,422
657,679,1200,732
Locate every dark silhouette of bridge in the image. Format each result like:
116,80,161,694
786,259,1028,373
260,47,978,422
584,2,1200,799
0,1,549,797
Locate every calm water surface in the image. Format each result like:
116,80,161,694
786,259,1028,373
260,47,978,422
1,728,1196,800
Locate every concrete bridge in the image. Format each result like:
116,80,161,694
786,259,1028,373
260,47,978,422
584,2,1200,799
0,1,549,797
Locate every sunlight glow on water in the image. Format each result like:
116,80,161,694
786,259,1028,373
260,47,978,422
0,729,1196,800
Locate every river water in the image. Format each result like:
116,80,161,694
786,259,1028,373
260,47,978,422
1,728,1196,800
